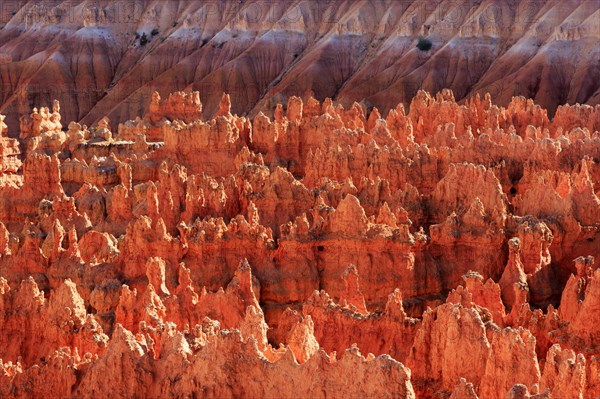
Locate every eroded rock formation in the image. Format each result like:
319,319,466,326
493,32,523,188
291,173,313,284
0,0,599,134
0,88,598,398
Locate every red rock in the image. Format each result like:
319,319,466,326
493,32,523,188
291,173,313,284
540,344,586,399
0,87,598,397
504,384,550,399
147,91,202,125
301,287,420,364
555,256,600,350
0,277,107,367
499,238,529,309
450,378,479,399
0,113,22,181
479,328,541,399
407,302,491,395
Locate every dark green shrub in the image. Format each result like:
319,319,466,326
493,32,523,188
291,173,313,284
151,28,159,36
140,33,148,45
416,36,432,51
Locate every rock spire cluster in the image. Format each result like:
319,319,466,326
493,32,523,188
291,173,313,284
0,89,598,398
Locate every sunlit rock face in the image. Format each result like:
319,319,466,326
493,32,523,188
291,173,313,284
0,2,599,396
0,87,597,398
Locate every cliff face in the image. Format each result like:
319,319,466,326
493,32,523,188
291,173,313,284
0,85,599,398
0,0,599,135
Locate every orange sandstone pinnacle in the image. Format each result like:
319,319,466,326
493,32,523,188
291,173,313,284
0,88,598,399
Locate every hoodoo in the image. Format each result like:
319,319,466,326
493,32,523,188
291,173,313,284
0,1,599,398
0,88,597,398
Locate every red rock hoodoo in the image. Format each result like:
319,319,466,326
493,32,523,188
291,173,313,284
0,87,597,398
0,1,600,398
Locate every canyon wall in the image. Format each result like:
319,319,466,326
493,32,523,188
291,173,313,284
0,0,599,136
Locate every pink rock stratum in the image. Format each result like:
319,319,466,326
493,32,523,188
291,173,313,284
0,1,599,398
